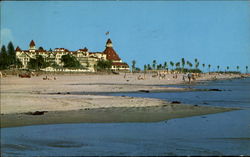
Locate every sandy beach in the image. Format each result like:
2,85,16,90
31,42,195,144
0,72,243,127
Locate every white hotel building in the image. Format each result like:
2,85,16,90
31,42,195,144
16,39,129,72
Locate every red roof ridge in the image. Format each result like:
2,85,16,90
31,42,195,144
112,62,129,67
89,52,103,54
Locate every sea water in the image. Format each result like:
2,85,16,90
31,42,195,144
1,78,250,156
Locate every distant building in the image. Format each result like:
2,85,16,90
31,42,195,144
16,39,129,72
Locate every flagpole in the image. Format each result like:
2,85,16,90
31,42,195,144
106,31,110,39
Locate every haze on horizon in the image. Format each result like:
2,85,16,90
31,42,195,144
1,1,249,72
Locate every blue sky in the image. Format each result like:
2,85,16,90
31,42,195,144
1,1,249,72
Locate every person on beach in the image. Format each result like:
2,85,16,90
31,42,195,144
173,72,178,79
187,73,192,83
182,74,186,82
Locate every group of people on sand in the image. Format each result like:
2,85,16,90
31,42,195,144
172,73,197,83
183,73,194,83
43,75,57,80
184,73,202,83
132,71,198,84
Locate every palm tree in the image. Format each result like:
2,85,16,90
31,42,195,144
181,58,185,71
175,62,180,69
194,59,199,70
236,66,239,72
170,61,174,70
143,64,147,78
208,64,211,73
132,60,136,73
160,64,163,70
163,61,168,70
147,64,151,70
144,64,147,72
152,60,157,70
195,62,199,70
186,61,192,69
246,66,248,73
157,64,163,70
189,63,193,68
202,64,205,72
226,66,229,72
194,58,198,64
217,65,220,72
186,61,190,69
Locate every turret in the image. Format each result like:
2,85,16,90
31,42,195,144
106,38,113,48
29,40,36,51
15,46,21,56
83,47,88,52
103,38,121,61
15,46,21,52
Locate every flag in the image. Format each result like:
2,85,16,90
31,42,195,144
105,31,110,35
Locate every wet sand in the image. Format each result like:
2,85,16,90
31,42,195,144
1,103,236,128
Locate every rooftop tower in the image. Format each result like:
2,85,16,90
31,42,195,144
29,40,36,51
103,38,121,62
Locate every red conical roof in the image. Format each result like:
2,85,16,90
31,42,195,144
103,47,121,61
29,40,35,47
15,46,21,51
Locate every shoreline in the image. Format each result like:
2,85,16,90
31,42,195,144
1,104,237,128
0,73,247,128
